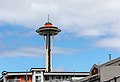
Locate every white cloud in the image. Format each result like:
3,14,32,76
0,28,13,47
0,46,80,57
52,47,81,55
0,0,119,28
5,31,35,37
96,37,120,51
0,0,120,51
0,46,44,57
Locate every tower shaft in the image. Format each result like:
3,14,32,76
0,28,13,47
46,34,52,72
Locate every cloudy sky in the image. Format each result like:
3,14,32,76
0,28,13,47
0,0,120,74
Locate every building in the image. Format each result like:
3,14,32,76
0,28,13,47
0,68,89,82
79,57,120,82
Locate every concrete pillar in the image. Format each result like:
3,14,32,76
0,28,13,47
3,76,6,82
32,71,36,82
2,71,7,82
41,71,44,82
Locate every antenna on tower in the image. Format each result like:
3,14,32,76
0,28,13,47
48,14,49,22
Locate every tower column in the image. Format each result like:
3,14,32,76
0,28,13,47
32,71,35,82
46,34,52,72
41,71,44,82
2,71,7,82
3,76,6,82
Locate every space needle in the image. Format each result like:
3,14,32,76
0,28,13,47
36,16,61,72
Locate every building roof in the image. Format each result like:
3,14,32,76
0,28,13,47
30,68,46,71
90,57,120,71
90,64,99,72
44,72,89,76
4,72,32,76
1,70,89,77
100,57,120,67
79,74,99,81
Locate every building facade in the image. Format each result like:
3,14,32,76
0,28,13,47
79,57,120,82
0,68,89,82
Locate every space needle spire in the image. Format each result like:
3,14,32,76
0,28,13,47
36,17,61,72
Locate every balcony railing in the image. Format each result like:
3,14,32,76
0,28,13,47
45,80,72,82
104,75,120,82
7,79,21,82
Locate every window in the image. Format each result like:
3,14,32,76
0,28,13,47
37,76,41,80
52,76,54,80
66,76,68,79
36,76,41,80
63,76,68,80
56,76,61,80
36,76,41,82
63,76,64,80
36,71,41,74
45,76,49,81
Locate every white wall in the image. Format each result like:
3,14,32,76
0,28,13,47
100,66,120,82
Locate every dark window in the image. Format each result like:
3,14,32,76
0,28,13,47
45,76,49,81
56,76,61,80
63,76,64,80
36,71,41,74
91,67,98,75
66,76,68,79
52,76,54,79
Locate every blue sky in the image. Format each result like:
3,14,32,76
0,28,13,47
0,0,120,75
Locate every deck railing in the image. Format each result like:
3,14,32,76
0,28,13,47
104,76,120,82
7,79,21,82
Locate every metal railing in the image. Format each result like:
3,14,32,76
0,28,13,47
44,80,81,82
104,76,120,82
7,79,21,82
45,80,70,82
